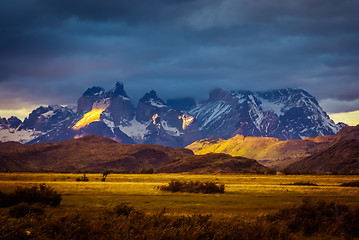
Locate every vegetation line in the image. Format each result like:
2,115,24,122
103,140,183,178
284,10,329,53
159,180,225,194
340,180,359,187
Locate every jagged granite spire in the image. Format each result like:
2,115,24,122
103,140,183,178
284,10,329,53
136,90,168,122
108,81,129,98
139,90,164,104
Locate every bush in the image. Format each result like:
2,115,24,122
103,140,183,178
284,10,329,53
267,198,359,237
3,200,359,239
290,181,318,186
0,184,62,207
159,180,225,194
76,173,89,182
340,180,359,187
8,203,44,218
113,203,135,216
140,168,154,174
0,204,292,240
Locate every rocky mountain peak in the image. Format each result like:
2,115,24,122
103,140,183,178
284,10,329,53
209,88,235,103
7,116,22,129
82,86,105,97
139,90,167,108
136,90,168,123
106,82,135,124
108,81,129,99
0,116,22,129
255,89,319,110
78,82,131,113
140,90,161,102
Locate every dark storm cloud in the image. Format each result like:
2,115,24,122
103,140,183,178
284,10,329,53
0,0,358,114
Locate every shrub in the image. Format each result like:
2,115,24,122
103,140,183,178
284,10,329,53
1,199,358,239
340,180,359,187
76,173,89,182
159,180,225,194
113,203,135,216
5,200,359,239
0,184,62,207
8,203,44,218
0,207,292,240
140,168,154,174
290,181,318,186
267,198,359,237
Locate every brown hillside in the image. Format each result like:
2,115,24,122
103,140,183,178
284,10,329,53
157,153,271,174
0,135,192,172
187,125,359,171
0,135,269,173
285,139,359,174
187,135,320,170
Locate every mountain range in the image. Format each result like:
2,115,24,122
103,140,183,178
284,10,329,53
0,82,345,147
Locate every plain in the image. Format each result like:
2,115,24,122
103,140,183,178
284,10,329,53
0,173,358,220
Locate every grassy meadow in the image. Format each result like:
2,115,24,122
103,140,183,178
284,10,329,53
0,173,358,219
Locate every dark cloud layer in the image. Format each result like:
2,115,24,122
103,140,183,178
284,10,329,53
0,0,358,113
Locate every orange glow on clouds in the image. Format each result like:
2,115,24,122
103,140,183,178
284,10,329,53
72,108,106,130
329,110,359,126
0,106,41,121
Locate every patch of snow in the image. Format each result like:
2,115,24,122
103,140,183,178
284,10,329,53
93,90,104,96
248,95,256,105
149,99,166,108
101,111,111,118
303,98,340,134
249,105,264,131
191,101,232,130
161,120,181,136
0,128,41,144
102,118,116,133
237,98,245,104
259,98,284,116
62,104,77,112
42,110,55,118
119,118,149,140
120,95,130,101
231,92,246,104
319,111,340,133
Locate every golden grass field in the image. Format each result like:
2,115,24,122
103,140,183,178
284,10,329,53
1,173,359,219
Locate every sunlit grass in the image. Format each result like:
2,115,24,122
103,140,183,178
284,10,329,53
0,173,358,219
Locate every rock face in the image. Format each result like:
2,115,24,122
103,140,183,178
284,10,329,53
0,82,345,147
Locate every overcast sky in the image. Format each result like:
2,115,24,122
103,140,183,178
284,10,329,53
1,0,359,119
